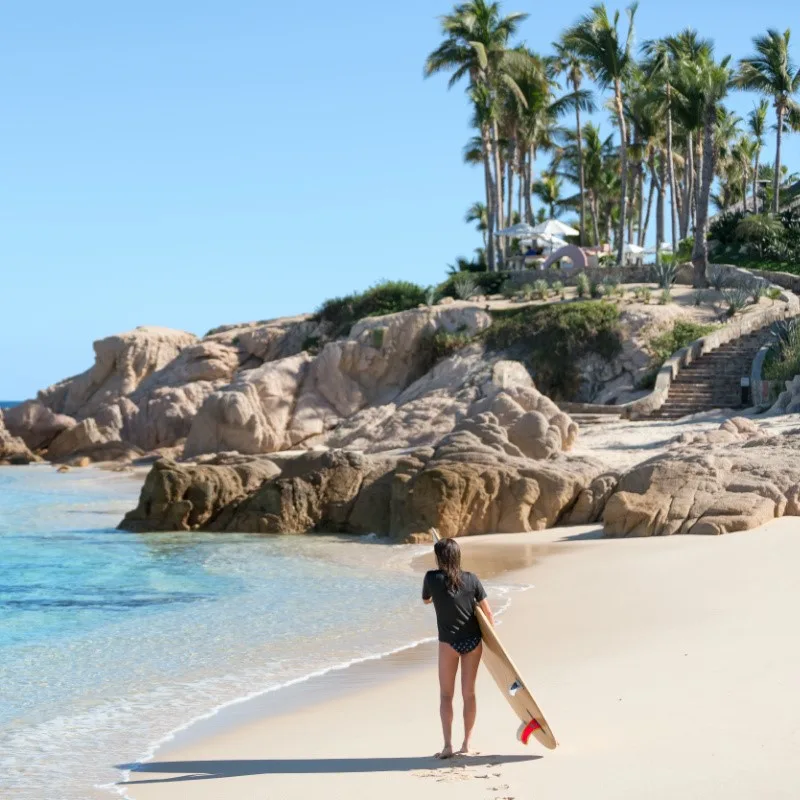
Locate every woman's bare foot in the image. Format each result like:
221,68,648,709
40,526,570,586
456,743,477,756
435,745,454,759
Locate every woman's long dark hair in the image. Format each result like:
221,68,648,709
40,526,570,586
434,538,463,594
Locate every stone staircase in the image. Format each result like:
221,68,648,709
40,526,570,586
649,326,775,420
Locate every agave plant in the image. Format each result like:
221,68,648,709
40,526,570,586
576,273,591,298
721,285,751,316
651,260,677,290
707,264,729,291
749,279,767,303
533,279,549,300
453,273,478,300
770,318,800,351
425,286,438,307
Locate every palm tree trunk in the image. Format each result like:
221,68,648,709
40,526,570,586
492,120,505,263
640,160,655,247
680,134,693,240
614,81,628,265
693,136,701,233
753,151,760,213
691,105,716,287
655,155,666,264
506,149,514,228
481,125,497,272
524,145,534,224
665,87,679,255
590,191,601,245
517,141,524,220
774,106,785,213
575,103,586,246
636,159,645,247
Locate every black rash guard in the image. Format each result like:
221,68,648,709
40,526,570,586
422,570,487,644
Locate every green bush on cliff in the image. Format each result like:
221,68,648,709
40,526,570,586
437,271,508,299
315,280,427,336
638,320,720,388
483,302,623,400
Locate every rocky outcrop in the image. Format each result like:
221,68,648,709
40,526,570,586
0,411,41,465
120,409,611,538
39,327,197,420
2,401,76,451
603,419,800,537
184,306,493,457
769,374,800,415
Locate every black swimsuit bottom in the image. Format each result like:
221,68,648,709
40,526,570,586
449,635,482,655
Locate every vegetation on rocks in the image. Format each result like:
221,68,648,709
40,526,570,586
638,320,719,389
315,280,427,336
484,302,623,399
764,318,800,382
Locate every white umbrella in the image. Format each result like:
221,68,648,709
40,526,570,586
532,219,580,238
624,243,645,255
644,241,673,254
536,233,568,249
495,222,540,238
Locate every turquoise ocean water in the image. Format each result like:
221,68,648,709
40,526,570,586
0,466,446,799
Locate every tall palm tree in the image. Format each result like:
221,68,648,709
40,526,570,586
563,3,638,265
425,0,529,270
735,29,800,212
748,99,769,211
465,201,489,245
691,53,732,286
553,42,595,245
533,171,564,218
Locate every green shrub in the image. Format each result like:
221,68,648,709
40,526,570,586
316,280,427,336
735,214,784,260
676,237,694,261
659,288,672,304
420,328,474,370
438,271,509,299
452,273,478,300
709,210,745,246
633,286,652,304
768,287,784,302
425,286,438,307
648,321,719,366
575,273,591,298
692,290,705,307
750,280,767,303
533,279,549,300
590,280,605,299
520,283,534,301
551,281,564,298
764,319,800,382
302,335,322,354
484,302,623,400
371,328,385,348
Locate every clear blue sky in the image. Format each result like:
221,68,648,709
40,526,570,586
2,0,798,399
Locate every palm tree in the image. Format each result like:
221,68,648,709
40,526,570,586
553,42,595,245
748,99,769,211
533,171,564,217
425,0,529,271
465,201,489,245
735,29,800,212
690,52,732,286
563,3,638,265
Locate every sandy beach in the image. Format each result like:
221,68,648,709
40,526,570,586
117,518,800,800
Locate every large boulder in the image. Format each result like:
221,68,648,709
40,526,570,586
603,420,800,537
184,306,492,458
121,411,612,539
0,411,41,465
2,400,76,451
38,327,197,420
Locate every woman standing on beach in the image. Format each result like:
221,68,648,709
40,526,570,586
423,537,494,759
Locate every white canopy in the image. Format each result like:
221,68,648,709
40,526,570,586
495,222,540,238
532,219,580,237
624,243,645,255
645,241,674,254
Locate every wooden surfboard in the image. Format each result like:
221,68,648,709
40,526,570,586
430,529,558,750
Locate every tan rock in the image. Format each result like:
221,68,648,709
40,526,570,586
603,425,800,537
2,400,76,450
47,417,119,461
39,327,197,420
0,411,41,464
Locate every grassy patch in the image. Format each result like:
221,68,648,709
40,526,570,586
711,254,800,274
315,280,427,336
484,302,623,400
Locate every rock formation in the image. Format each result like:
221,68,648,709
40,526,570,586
120,407,612,539
0,411,41,465
603,419,800,536
769,374,800,415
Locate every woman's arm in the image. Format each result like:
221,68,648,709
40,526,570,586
478,598,494,626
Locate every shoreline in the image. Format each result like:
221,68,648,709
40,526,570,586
117,520,800,799
111,530,555,798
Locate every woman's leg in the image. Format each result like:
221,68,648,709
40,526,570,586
458,642,483,754
437,642,460,758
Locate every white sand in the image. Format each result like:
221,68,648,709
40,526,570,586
118,519,800,800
